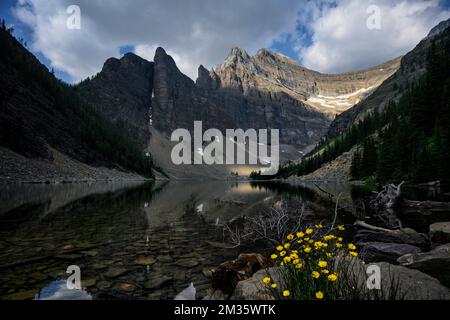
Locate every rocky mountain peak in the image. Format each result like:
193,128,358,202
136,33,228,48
219,47,254,70
428,17,450,38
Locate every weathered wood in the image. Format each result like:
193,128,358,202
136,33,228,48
354,220,395,233
370,181,404,210
402,199,450,213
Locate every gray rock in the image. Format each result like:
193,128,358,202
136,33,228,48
398,243,450,287
354,228,429,249
430,222,450,245
104,267,129,279
359,242,422,264
230,268,278,300
375,262,450,300
144,276,173,290
175,259,199,268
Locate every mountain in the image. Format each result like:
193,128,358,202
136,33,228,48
150,46,399,149
76,53,154,147
283,19,450,183
211,47,400,118
327,17,450,139
74,44,401,178
0,27,154,183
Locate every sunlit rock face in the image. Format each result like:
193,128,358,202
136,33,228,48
212,47,400,118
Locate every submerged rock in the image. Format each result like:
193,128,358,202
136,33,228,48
145,276,173,290
104,267,129,279
134,257,157,266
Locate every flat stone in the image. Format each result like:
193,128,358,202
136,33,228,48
430,222,450,244
96,281,111,290
134,257,157,266
30,272,48,281
157,255,173,263
82,279,97,288
175,259,199,268
82,250,98,257
144,276,173,290
117,283,136,292
105,267,129,279
2,290,37,300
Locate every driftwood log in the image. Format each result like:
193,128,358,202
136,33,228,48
402,199,450,214
370,181,404,210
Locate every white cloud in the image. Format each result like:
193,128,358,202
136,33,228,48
299,0,450,73
13,0,303,81
12,0,450,81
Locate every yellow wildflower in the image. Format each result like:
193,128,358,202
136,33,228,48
312,271,320,279
293,259,300,265
270,254,278,260
348,243,356,250
321,269,330,274
337,225,345,231
280,251,286,257
304,247,312,253
326,253,333,258
349,251,358,257
318,261,328,268
271,283,277,289
283,256,291,263
296,232,305,238
338,237,343,242
284,243,291,249
295,263,303,269
263,277,271,284
306,228,313,235
287,234,294,240
315,224,324,229
316,291,324,299
276,245,283,251
297,239,303,244
336,243,343,248
328,274,338,282
283,290,290,297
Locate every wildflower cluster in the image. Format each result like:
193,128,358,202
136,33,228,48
263,224,358,300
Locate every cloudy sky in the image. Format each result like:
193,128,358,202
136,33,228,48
1,0,449,82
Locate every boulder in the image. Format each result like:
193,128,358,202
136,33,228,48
354,228,429,249
429,222,450,245
230,268,278,300
375,262,450,299
398,243,450,287
359,242,422,264
344,258,450,300
211,253,269,294
230,260,450,300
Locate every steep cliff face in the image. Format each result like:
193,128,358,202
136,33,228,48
211,47,400,118
327,18,450,139
76,53,153,147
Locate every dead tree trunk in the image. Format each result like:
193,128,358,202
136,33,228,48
370,181,404,210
